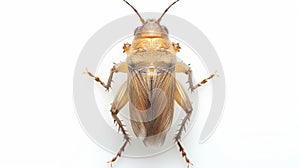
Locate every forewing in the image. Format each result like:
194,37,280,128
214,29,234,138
128,69,175,145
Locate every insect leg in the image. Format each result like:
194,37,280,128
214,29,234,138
108,81,130,167
85,62,128,91
174,80,193,167
175,62,217,92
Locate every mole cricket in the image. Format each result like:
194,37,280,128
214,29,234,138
86,0,217,167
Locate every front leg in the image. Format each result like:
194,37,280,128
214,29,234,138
86,62,128,91
175,62,217,92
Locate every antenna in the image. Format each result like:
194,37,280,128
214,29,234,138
123,0,145,24
157,0,179,23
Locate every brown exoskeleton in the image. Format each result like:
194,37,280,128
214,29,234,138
86,0,217,167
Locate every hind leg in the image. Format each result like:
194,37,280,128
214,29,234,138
174,80,193,167
107,81,130,167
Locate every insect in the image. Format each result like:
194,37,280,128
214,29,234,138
86,0,217,167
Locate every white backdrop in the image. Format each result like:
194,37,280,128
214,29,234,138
0,0,299,168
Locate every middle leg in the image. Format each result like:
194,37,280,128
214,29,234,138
175,62,217,92
86,62,128,91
